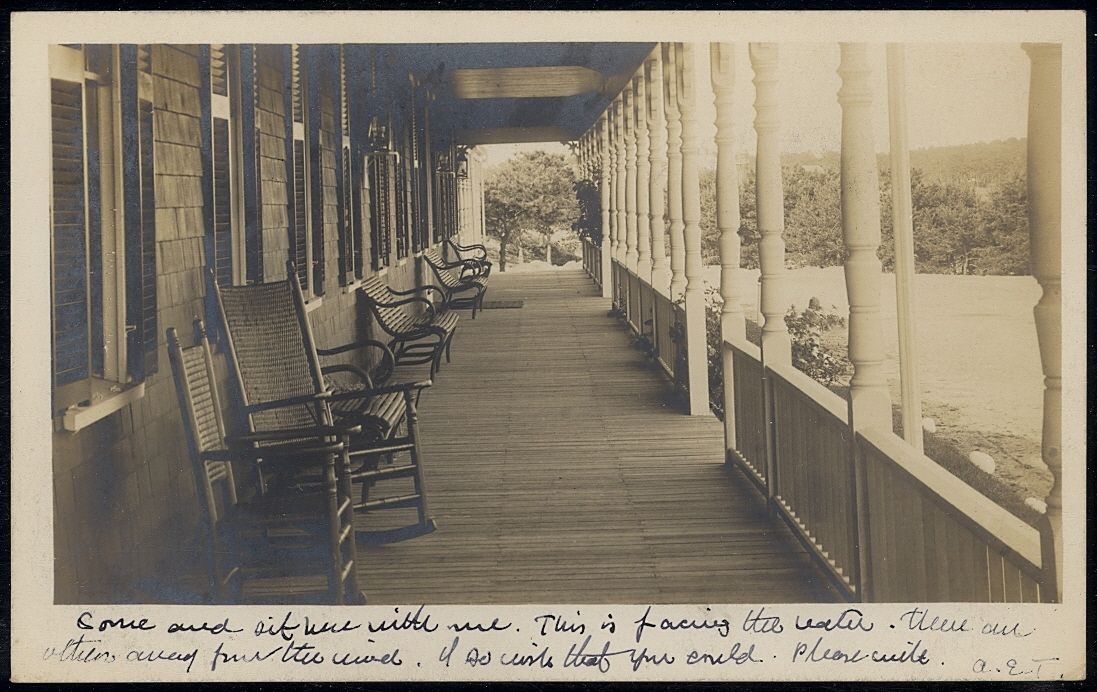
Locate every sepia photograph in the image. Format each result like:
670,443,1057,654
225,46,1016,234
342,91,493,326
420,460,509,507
12,8,1086,683
43,36,1065,606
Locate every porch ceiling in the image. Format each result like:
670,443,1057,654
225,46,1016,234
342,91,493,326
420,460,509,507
354,42,655,145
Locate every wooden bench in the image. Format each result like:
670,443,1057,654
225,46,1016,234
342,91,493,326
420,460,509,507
423,248,489,319
445,238,492,277
358,276,460,378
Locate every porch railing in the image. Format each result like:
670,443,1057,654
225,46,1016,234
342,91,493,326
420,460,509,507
723,337,1055,603
605,255,684,384
727,339,768,487
581,237,603,288
857,426,1047,602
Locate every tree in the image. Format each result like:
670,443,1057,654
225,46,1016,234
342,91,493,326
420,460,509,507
484,151,579,272
973,174,1029,275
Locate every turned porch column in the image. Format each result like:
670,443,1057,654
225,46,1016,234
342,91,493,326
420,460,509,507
624,86,639,270
608,101,620,262
473,148,486,242
711,42,744,443
1024,42,1062,601
838,43,892,430
599,113,612,298
457,175,467,242
615,97,627,265
634,73,653,282
751,43,792,365
662,42,686,298
677,42,711,416
647,49,670,291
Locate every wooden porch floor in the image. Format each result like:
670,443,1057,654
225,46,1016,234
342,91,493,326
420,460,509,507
357,268,839,603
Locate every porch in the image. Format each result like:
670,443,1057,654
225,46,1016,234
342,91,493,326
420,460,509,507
43,38,1061,606
321,269,837,603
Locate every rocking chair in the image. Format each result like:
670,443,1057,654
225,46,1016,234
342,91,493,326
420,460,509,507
213,268,438,545
167,321,363,604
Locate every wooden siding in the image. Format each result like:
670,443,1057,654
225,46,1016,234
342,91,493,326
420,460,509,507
54,44,208,602
51,45,441,604
256,45,290,282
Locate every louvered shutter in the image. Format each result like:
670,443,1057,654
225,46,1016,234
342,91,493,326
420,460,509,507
336,46,354,285
356,152,369,278
211,117,234,287
204,44,236,289
305,45,325,294
284,45,309,291
394,120,409,260
121,45,158,381
239,44,262,284
368,149,392,270
50,78,90,390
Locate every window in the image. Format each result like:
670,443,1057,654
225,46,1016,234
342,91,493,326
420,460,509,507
433,145,457,244
367,116,395,270
50,44,157,425
207,44,243,288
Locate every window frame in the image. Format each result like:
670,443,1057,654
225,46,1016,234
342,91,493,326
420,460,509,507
288,43,317,299
50,43,155,429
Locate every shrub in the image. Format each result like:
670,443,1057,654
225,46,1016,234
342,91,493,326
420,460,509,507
784,298,848,386
704,291,848,418
572,175,602,245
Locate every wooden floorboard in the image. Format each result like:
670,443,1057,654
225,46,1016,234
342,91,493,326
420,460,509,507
356,269,840,604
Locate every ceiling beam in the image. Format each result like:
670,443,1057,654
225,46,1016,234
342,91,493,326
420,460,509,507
448,66,606,99
456,126,576,145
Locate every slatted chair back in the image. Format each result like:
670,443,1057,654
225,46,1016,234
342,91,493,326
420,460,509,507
214,274,329,434
444,237,488,261
359,276,417,332
423,248,463,289
167,321,238,592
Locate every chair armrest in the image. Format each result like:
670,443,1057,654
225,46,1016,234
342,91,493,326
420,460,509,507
243,391,331,414
459,262,489,281
385,284,436,297
317,338,396,360
325,379,432,402
322,363,376,389
378,295,435,314
226,424,361,445
448,239,489,257
432,254,478,271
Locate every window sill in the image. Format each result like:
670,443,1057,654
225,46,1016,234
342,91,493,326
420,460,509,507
61,382,146,433
304,296,324,313
342,279,362,295
397,258,408,268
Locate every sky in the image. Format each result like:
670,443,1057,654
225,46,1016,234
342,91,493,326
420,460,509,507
481,42,1030,168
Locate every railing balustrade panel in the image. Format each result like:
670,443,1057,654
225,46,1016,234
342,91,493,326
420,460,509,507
857,426,1046,602
638,280,656,346
726,340,767,487
652,289,678,378
627,270,642,333
769,361,856,594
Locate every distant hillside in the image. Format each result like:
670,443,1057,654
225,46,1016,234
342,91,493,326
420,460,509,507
784,138,1026,185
